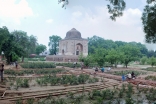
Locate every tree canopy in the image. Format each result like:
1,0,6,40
48,35,62,55
36,44,47,55
0,27,38,64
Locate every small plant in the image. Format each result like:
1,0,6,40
67,92,74,99
16,98,22,104
125,98,135,104
26,98,34,104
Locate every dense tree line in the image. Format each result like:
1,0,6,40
80,35,156,68
0,26,46,64
88,35,148,56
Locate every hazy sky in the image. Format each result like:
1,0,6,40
0,0,155,49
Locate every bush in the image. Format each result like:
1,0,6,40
56,63,81,68
145,76,156,81
142,67,156,72
36,74,98,86
20,62,56,69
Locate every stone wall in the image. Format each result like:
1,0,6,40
46,55,79,62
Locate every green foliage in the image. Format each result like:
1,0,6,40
36,74,97,86
107,0,126,21
146,89,156,102
148,56,156,67
92,48,107,67
4,68,64,76
16,98,22,104
26,98,34,104
24,82,156,103
142,1,156,43
1,29,38,64
36,44,47,55
27,57,46,61
119,45,142,68
56,63,81,68
106,49,121,67
20,62,56,69
0,26,10,53
15,78,29,90
125,98,135,104
48,35,62,55
145,75,156,81
140,56,148,65
142,67,156,72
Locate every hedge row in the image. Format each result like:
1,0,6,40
20,62,56,69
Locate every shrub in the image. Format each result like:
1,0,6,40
20,62,56,69
56,63,81,68
4,68,65,76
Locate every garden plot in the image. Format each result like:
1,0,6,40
106,70,147,76
4,69,101,91
4,83,156,104
145,75,156,81
141,67,156,72
1,68,121,103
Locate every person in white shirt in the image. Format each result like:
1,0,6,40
107,67,111,71
127,73,132,79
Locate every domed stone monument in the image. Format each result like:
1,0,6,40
46,28,88,62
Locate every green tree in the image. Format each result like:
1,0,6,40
119,45,141,68
36,44,47,55
79,54,93,67
11,30,29,62
148,56,156,67
140,56,148,65
0,26,10,53
11,31,38,62
48,35,62,55
92,48,108,67
142,0,156,43
88,35,117,54
106,49,121,67
1,34,24,64
28,35,38,54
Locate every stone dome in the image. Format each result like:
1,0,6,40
65,28,82,39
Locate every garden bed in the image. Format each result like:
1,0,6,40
145,75,156,81
11,83,156,104
141,67,156,72
106,70,147,76
5,73,99,91
20,62,56,69
4,68,65,76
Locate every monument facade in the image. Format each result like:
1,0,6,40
46,28,88,62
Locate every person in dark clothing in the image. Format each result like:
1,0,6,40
131,71,135,79
15,61,18,69
1,63,4,82
95,67,98,73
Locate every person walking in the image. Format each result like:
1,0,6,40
15,61,18,69
73,62,76,69
1,62,4,82
81,62,84,70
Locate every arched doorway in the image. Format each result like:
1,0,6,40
76,43,83,55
